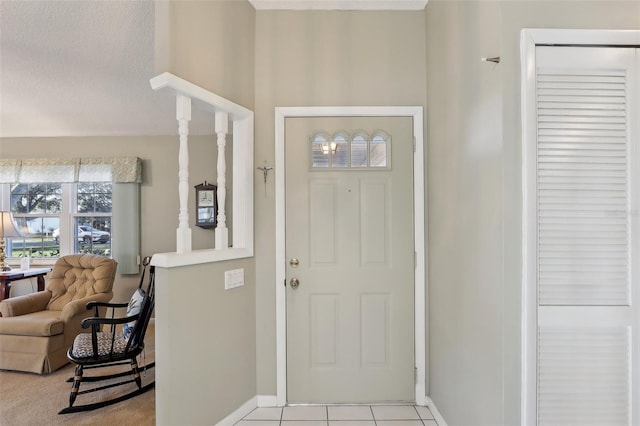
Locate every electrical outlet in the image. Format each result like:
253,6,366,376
225,268,244,290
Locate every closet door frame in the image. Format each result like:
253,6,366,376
521,28,640,426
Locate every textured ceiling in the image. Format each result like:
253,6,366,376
0,0,212,138
0,0,427,139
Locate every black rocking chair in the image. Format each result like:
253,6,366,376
59,256,155,414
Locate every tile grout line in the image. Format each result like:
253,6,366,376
245,404,439,425
415,405,426,426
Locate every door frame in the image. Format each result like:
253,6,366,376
275,106,426,406
521,29,640,425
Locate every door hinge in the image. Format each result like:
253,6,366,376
284,278,287,287
414,366,418,383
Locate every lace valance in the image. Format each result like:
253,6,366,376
0,157,142,183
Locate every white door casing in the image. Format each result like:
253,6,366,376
275,106,426,406
522,30,640,425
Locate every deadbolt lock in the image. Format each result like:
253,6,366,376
289,258,300,268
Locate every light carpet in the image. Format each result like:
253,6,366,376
0,322,155,426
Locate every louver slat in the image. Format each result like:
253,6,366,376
537,70,630,306
538,328,630,426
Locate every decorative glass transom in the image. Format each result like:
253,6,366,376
311,131,390,169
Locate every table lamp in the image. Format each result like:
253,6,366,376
0,211,24,271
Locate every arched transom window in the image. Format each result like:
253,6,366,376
310,130,391,169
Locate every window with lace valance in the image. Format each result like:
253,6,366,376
0,157,141,274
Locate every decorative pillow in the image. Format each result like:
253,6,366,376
123,288,145,340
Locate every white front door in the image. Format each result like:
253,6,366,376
285,116,415,403
524,43,640,425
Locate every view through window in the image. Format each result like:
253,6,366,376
6,182,112,259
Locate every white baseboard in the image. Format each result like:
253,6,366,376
257,395,279,407
216,396,257,426
426,396,448,426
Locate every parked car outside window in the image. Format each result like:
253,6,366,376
53,226,110,244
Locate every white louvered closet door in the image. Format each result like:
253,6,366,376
535,46,639,426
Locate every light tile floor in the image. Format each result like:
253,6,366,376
236,405,438,426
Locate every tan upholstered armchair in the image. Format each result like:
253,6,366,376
0,254,117,374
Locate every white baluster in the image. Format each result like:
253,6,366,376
215,111,229,249
176,95,192,253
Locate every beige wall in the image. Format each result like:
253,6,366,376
156,1,257,424
167,0,255,111
426,1,640,425
6,1,639,423
254,9,427,396
155,258,256,425
425,2,503,424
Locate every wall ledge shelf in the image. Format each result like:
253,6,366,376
151,248,253,268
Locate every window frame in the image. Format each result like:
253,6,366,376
1,182,113,264
310,130,392,170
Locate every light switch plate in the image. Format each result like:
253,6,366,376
225,268,244,290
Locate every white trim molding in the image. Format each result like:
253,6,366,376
275,106,427,406
257,395,279,407
216,396,257,426
249,0,428,11
150,72,254,267
426,396,448,426
520,28,640,426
